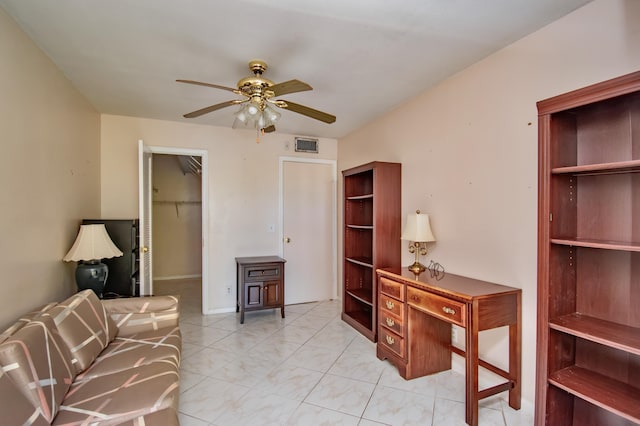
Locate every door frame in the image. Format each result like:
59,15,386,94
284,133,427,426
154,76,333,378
138,141,153,296
144,145,209,314
278,157,338,300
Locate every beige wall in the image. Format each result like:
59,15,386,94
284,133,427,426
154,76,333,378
152,154,202,279
338,0,640,405
3,0,635,406
100,115,337,311
0,9,101,328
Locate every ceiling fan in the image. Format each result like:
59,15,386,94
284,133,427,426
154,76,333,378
177,60,336,134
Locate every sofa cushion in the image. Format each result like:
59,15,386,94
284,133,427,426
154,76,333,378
48,290,118,373
0,367,49,425
0,314,75,423
75,326,181,382
103,295,180,337
54,362,180,425
0,302,57,345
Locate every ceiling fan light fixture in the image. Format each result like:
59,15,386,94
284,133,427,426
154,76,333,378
247,104,259,116
264,104,281,124
257,114,266,129
234,106,249,124
234,102,279,131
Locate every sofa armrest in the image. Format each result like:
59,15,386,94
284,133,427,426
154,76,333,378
101,295,180,337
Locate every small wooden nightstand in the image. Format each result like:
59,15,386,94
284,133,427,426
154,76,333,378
236,256,286,324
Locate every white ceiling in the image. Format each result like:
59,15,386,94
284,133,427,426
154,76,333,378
1,0,592,139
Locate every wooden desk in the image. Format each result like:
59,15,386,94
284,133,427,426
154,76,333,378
376,267,521,426
236,256,286,324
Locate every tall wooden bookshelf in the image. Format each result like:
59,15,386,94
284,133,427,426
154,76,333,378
342,161,401,341
536,71,640,425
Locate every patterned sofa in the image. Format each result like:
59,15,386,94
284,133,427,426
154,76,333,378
0,290,181,425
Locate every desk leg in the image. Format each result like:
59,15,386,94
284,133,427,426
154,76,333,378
465,300,479,426
509,291,522,409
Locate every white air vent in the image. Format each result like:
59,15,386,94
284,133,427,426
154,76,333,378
294,137,319,153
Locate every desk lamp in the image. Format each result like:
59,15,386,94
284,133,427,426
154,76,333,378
401,210,435,274
63,224,123,297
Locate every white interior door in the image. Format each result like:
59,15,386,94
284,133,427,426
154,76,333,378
138,140,153,296
281,159,336,304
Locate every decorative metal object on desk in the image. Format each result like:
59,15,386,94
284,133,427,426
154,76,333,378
401,210,436,274
427,260,445,280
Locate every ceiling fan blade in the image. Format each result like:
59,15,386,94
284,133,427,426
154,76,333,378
279,100,336,124
269,79,312,97
177,79,238,93
183,100,238,118
262,125,276,133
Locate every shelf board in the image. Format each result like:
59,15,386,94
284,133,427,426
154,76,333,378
551,237,640,252
346,257,373,268
346,194,374,200
347,224,373,230
551,159,640,175
550,313,640,355
341,311,374,340
346,288,373,305
343,309,373,329
549,366,640,424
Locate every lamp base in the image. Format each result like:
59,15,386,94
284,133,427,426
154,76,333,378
75,260,108,298
407,261,427,275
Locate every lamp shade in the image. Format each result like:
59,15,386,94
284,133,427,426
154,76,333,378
63,224,123,262
401,211,436,242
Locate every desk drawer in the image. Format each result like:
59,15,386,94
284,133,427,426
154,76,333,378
407,287,466,327
379,310,403,335
379,294,403,318
379,277,404,301
378,328,404,357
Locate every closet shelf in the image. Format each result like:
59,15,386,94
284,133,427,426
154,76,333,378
153,200,201,204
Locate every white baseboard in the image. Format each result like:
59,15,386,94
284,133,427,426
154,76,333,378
154,274,202,281
206,307,236,315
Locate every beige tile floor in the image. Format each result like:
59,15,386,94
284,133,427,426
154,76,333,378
155,279,533,426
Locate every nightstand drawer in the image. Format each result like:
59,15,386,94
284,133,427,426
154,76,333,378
378,328,404,357
379,310,403,335
245,264,281,281
379,277,404,301
379,294,403,317
407,287,466,327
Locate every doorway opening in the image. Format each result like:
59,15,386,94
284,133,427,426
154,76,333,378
139,143,209,314
152,154,203,313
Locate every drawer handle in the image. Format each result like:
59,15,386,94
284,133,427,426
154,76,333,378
442,306,456,315
385,335,395,345
385,317,395,327
385,300,395,309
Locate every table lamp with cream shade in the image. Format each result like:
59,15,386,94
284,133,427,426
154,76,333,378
63,224,123,297
401,210,436,274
